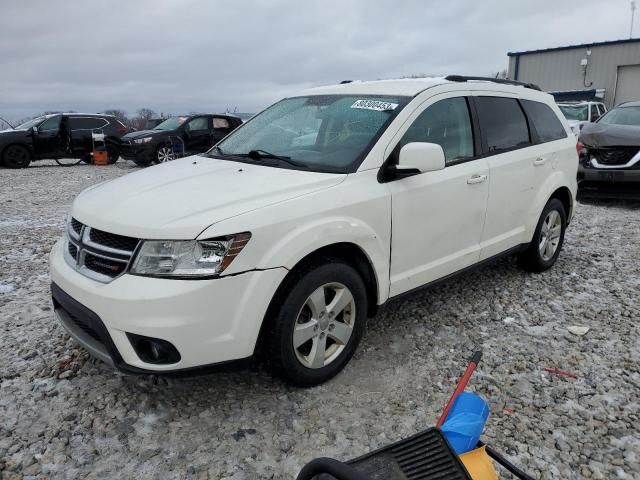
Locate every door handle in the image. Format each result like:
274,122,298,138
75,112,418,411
467,174,488,185
533,157,547,166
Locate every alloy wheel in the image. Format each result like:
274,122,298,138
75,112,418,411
293,282,356,369
156,146,173,163
539,209,562,261
3,145,29,168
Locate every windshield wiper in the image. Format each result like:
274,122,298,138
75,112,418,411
242,149,307,169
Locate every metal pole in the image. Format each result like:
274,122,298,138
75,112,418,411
632,1,637,38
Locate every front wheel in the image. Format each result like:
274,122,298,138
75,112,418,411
1,144,31,168
269,260,368,387
519,198,567,273
154,145,173,164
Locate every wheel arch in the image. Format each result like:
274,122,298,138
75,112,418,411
549,186,573,225
0,142,33,166
254,241,380,361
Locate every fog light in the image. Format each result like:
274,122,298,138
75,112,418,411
127,333,181,365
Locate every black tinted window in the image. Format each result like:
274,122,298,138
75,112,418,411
521,100,567,143
39,115,61,131
399,97,474,164
69,117,108,130
476,97,530,152
185,117,209,132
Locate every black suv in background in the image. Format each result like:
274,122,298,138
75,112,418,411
0,113,128,168
120,114,242,166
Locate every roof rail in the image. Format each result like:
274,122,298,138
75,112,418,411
445,75,542,91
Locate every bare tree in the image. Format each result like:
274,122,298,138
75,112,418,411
490,69,509,79
103,109,129,125
130,108,158,130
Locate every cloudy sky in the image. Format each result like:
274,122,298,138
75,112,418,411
1,0,637,122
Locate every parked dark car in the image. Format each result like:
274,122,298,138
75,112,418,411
578,101,640,186
120,114,242,166
0,113,128,168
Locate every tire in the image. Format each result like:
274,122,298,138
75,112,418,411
518,198,566,273
268,259,368,387
1,144,31,168
107,145,119,164
154,144,173,164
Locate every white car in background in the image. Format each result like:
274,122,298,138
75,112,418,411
558,101,607,135
50,76,578,386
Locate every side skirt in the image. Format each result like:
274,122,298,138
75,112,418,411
384,243,528,305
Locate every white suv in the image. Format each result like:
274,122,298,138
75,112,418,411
50,76,578,386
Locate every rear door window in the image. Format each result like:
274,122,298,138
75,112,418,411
520,100,567,143
69,117,108,130
185,117,209,132
475,97,530,153
213,117,230,129
398,97,474,164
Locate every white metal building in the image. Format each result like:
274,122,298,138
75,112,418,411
507,38,640,108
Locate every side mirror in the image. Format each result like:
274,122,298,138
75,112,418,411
398,142,446,173
31,126,38,135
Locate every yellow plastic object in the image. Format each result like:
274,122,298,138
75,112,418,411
459,446,499,480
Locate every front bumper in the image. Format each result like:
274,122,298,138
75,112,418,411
578,163,640,183
49,239,288,373
119,141,155,163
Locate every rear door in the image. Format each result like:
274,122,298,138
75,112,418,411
212,116,233,144
69,116,109,155
387,93,490,296
472,94,539,259
183,116,211,153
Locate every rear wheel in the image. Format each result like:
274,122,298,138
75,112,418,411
2,144,31,168
107,145,120,164
519,198,566,272
268,259,367,386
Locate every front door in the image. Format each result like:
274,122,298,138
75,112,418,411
183,117,212,153
387,95,489,297
31,115,63,158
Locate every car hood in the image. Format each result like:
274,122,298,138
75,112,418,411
0,129,29,140
72,156,346,239
122,129,168,140
580,122,640,148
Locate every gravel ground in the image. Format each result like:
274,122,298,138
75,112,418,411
1,160,639,480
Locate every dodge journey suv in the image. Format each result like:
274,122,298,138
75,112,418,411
50,76,578,386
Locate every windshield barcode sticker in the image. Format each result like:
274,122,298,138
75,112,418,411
351,100,398,111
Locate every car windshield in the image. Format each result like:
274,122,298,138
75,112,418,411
153,116,188,131
210,95,409,173
14,116,47,130
558,105,588,121
598,106,640,126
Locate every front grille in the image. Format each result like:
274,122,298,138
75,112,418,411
71,218,83,235
68,242,78,260
84,253,128,278
592,147,639,166
65,219,139,282
89,228,139,252
64,307,104,345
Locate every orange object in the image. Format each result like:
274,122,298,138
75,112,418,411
459,446,499,480
93,150,108,165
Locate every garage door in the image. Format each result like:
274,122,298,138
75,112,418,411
614,64,640,106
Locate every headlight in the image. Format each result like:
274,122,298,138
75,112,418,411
133,137,153,144
130,233,251,278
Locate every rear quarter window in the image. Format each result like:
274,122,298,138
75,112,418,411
475,97,530,153
69,117,109,130
520,100,567,143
